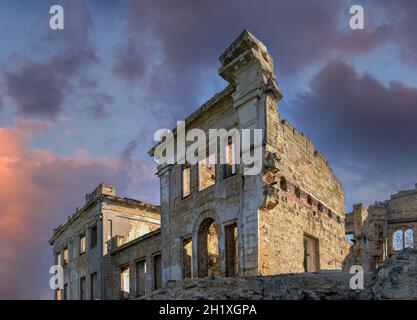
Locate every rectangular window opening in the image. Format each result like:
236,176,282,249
198,152,216,191
63,247,68,265
224,136,237,178
90,225,98,248
153,254,162,290
182,165,191,198
135,260,146,297
63,283,68,300
79,233,86,255
182,238,192,279
120,265,130,300
90,272,98,300
225,223,238,277
80,276,86,300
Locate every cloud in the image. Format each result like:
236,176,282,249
15,119,51,133
289,61,417,208
109,0,389,126
1,0,417,299
293,61,417,158
3,0,98,120
372,0,417,65
0,121,158,299
84,93,114,119
138,0,385,72
113,40,149,82
108,0,417,207
5,62,69,118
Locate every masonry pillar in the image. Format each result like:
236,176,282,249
218,30,281,275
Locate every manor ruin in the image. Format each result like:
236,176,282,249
344,185,417,272
49,30,416,300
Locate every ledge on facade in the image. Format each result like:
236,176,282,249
102,194,160,212
218,29,274,82
279,119,340,184
344,212,354,235
390,183,417,200
148,85,234,157
109,228,161,255
365,183,417,212
49,183,160,245
219,29,268,66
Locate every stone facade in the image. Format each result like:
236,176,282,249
50,30,416,300
144,248,417,300
148,30,350,285
107,229,162,299
48,183,160,300
345,184,417,271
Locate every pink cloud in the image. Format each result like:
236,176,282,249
0,121,158,299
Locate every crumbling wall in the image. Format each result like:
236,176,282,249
155,91,252,283
49,183,160,300
259,93,349,275
143,248,417,300
49,198,103,300
343,204,373,272
345,185,417,271
101,198,160,254
154,31,280,283
259,185,349,274
106,230,161,300
383,187,417,255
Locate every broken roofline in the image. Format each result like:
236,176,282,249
148,85,234,157
49,189,160,245
149,29,279,157
152,120,264,175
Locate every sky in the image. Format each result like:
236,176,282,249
1,0,417,299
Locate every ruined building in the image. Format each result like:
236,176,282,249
48,183,160,299
148,29,350,282
50,30,415,300
344,185,417,272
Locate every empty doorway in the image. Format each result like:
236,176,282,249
303,234,319,272
225,222,238,277
197,217,219,277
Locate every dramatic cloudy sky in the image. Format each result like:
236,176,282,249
1,0,417,299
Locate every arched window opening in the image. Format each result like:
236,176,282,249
197,218,219,277
405,229,414,248
393,230,404,251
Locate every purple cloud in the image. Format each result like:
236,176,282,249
113,40,149,82
289,60,417,206
5,62,67,118
372,0,417,65
4,0,98,119
0,122,159,299
109,0,390,127
84,93,114,119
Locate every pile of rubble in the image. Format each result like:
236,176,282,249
143,249,417,300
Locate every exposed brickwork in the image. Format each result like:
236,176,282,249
345,185,417,271
148,30,349,284
50,30,417,300
143,249,417,300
